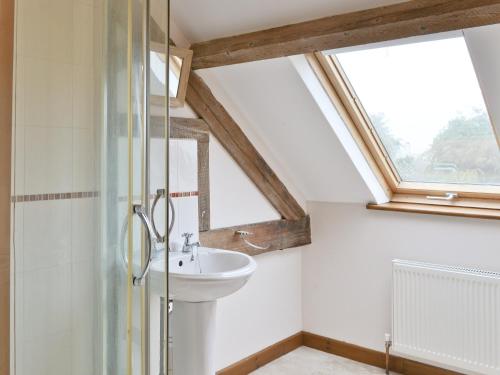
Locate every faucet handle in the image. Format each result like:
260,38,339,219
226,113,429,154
182,232,193,242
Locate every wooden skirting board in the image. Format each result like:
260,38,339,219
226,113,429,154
218,331,465,375
217,333,304,375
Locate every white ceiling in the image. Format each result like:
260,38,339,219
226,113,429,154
171,0,402,43
198,58,374,203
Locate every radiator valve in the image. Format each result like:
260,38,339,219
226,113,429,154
385,333,392,374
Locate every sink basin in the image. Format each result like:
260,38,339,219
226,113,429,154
151,247,257,302
150,246,257,375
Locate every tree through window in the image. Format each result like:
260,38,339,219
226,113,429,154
333,36,500,186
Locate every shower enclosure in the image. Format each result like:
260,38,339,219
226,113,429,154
11,0,170,374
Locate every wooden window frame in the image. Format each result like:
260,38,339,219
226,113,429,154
309,52,500,219
150,44,193,108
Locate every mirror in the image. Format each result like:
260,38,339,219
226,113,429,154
150,43,193,107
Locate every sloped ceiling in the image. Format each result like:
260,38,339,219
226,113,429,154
170,0,405,203
198,58,374,203
172,0,402,42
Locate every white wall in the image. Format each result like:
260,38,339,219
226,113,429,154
209,135,280,229
215,247,303,370
208,122,304,371
198,59,372,204
303,201,500,352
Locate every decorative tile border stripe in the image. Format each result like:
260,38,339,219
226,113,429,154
169,191,199,198
116,191,200,202
11,191,99,203
12,190,200,203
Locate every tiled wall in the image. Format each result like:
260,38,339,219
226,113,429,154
11,1,197,373
12,0,101,374
169,139,199,243
150,137,199,248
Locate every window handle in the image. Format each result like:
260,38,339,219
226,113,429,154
426,192,458,201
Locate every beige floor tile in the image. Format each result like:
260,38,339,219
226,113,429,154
251,346,398,375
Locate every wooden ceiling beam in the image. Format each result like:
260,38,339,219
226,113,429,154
191,0,500,69
186,71,306,220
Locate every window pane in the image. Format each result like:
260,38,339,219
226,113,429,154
335,36,500,186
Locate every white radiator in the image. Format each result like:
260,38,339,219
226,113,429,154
392,260,500,375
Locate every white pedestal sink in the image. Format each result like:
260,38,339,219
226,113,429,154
151,247,257,375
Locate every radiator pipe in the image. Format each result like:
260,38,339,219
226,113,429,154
385,333,392,374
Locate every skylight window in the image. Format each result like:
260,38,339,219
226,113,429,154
333,36,500,187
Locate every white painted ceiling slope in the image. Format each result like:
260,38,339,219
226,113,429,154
169,0,396,203
172,0,402,42
198,59,374,203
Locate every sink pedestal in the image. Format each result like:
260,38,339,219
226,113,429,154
172,300,217,375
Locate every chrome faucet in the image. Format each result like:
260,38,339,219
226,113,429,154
181,232,200,254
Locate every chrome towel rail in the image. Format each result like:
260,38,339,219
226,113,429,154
235,230,270,251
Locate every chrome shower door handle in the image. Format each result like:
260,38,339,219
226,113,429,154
132,204,155,286
151,188,175,243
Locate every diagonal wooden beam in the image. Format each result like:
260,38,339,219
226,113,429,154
186,71,306,220
191,0,500,69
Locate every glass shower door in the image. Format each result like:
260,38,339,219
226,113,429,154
11,0,168,373
102,0,168,374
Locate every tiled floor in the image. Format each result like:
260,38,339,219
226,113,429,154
251,346,396,375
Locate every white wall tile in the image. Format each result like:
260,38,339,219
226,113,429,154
48,63,73,128
23,264,71,339
17,0,50,59
167,139,199,246
24,127,47,193
169,197,181,245
22,331,72,375
177,140,197,192
169,140,179,193
22,58,49,127
48,0,74,64
14,0,101,373
21,60,73,128
71,198,96,262
47,128,74,192
13,126,25,195
25,127,73,194
73,1,94,67
150,137,166,193
71,259,96,375
14,56,26,126
176,196,199,242
73,66,93,129
13,204,24,274
23,200,71,271
13,269,24,375
73,128,96,191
